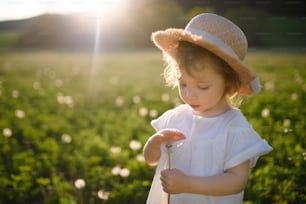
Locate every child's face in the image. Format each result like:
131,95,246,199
178,66,230,117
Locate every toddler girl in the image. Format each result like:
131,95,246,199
143,13,272,204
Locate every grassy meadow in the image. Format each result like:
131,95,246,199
0,50,305,203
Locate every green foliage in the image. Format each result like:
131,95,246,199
15,1,185,50
224,7,270,47
0,32,19,48
0,51,305,203
2,5,305,50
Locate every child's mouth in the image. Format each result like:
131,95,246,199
190,105,200,109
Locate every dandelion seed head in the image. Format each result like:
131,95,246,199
149,109,158,118
15,109,25,119
57,93,65,104
264,81,274,91
283,128,292,133
12,90,19,98
261,108,270,118
132,95,141,104
110,146,121,154
129,140,142,151
139,107,148,117
115,96,124,107
33,81,41,90
120,168,130,178
3,128,12,137
97,190,110,200
161,93,170,102
56,93,74,108
291,93,298,101
74,178,86,189
61,134,72,143
111,166,121,176
136,154,145,162
283,119,291,127
64,96,74,108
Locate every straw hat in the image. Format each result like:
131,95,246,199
151,13,261,95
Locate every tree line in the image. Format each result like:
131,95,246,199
2,0,305,50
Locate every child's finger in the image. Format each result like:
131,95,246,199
167,129,186,139
160,129,186,142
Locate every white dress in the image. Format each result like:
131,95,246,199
146,104,272,204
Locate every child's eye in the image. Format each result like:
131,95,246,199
179,83,187,87
199,86,209,90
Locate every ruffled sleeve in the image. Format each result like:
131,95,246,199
224,126,272,170
151,109,174,131
151,105,188,131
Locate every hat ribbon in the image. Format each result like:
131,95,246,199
250,76,261,94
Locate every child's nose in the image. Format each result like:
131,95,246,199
185,87,196,98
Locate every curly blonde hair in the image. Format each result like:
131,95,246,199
163,41,243,104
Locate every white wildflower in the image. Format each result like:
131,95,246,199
97,190,110,200
3,128,12,137
291,93,298,101
264,81,274,91
149,109,158,118
132,95,141,104
74,178,86,189
283,119,291,127
120,168,130,178
15,109,25,119
139,107,148,117
110,146,121,154
136,154,145,162
61,134,72,143
115,96,124,107
129,140,142,151
12,90,19,98
261,108,270,118
161,93,170,102
111,166,121,176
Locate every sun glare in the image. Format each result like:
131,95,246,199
61,0,125,18
0,0,126,21
85,0,126,96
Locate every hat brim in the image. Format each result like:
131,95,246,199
151,28,259,95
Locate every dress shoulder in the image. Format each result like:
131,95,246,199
224,109,272,169
151,104,190,131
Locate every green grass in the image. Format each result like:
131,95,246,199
0,50,305,203
0,32,19,48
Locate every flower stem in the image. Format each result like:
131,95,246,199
166,144,172,204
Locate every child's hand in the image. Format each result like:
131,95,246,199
157,128,186,144
144,129,185,166
160,168,187,194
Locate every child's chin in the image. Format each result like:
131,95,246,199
192,109,204,116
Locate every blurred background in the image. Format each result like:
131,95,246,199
1,0,306,51
0,1,305,204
